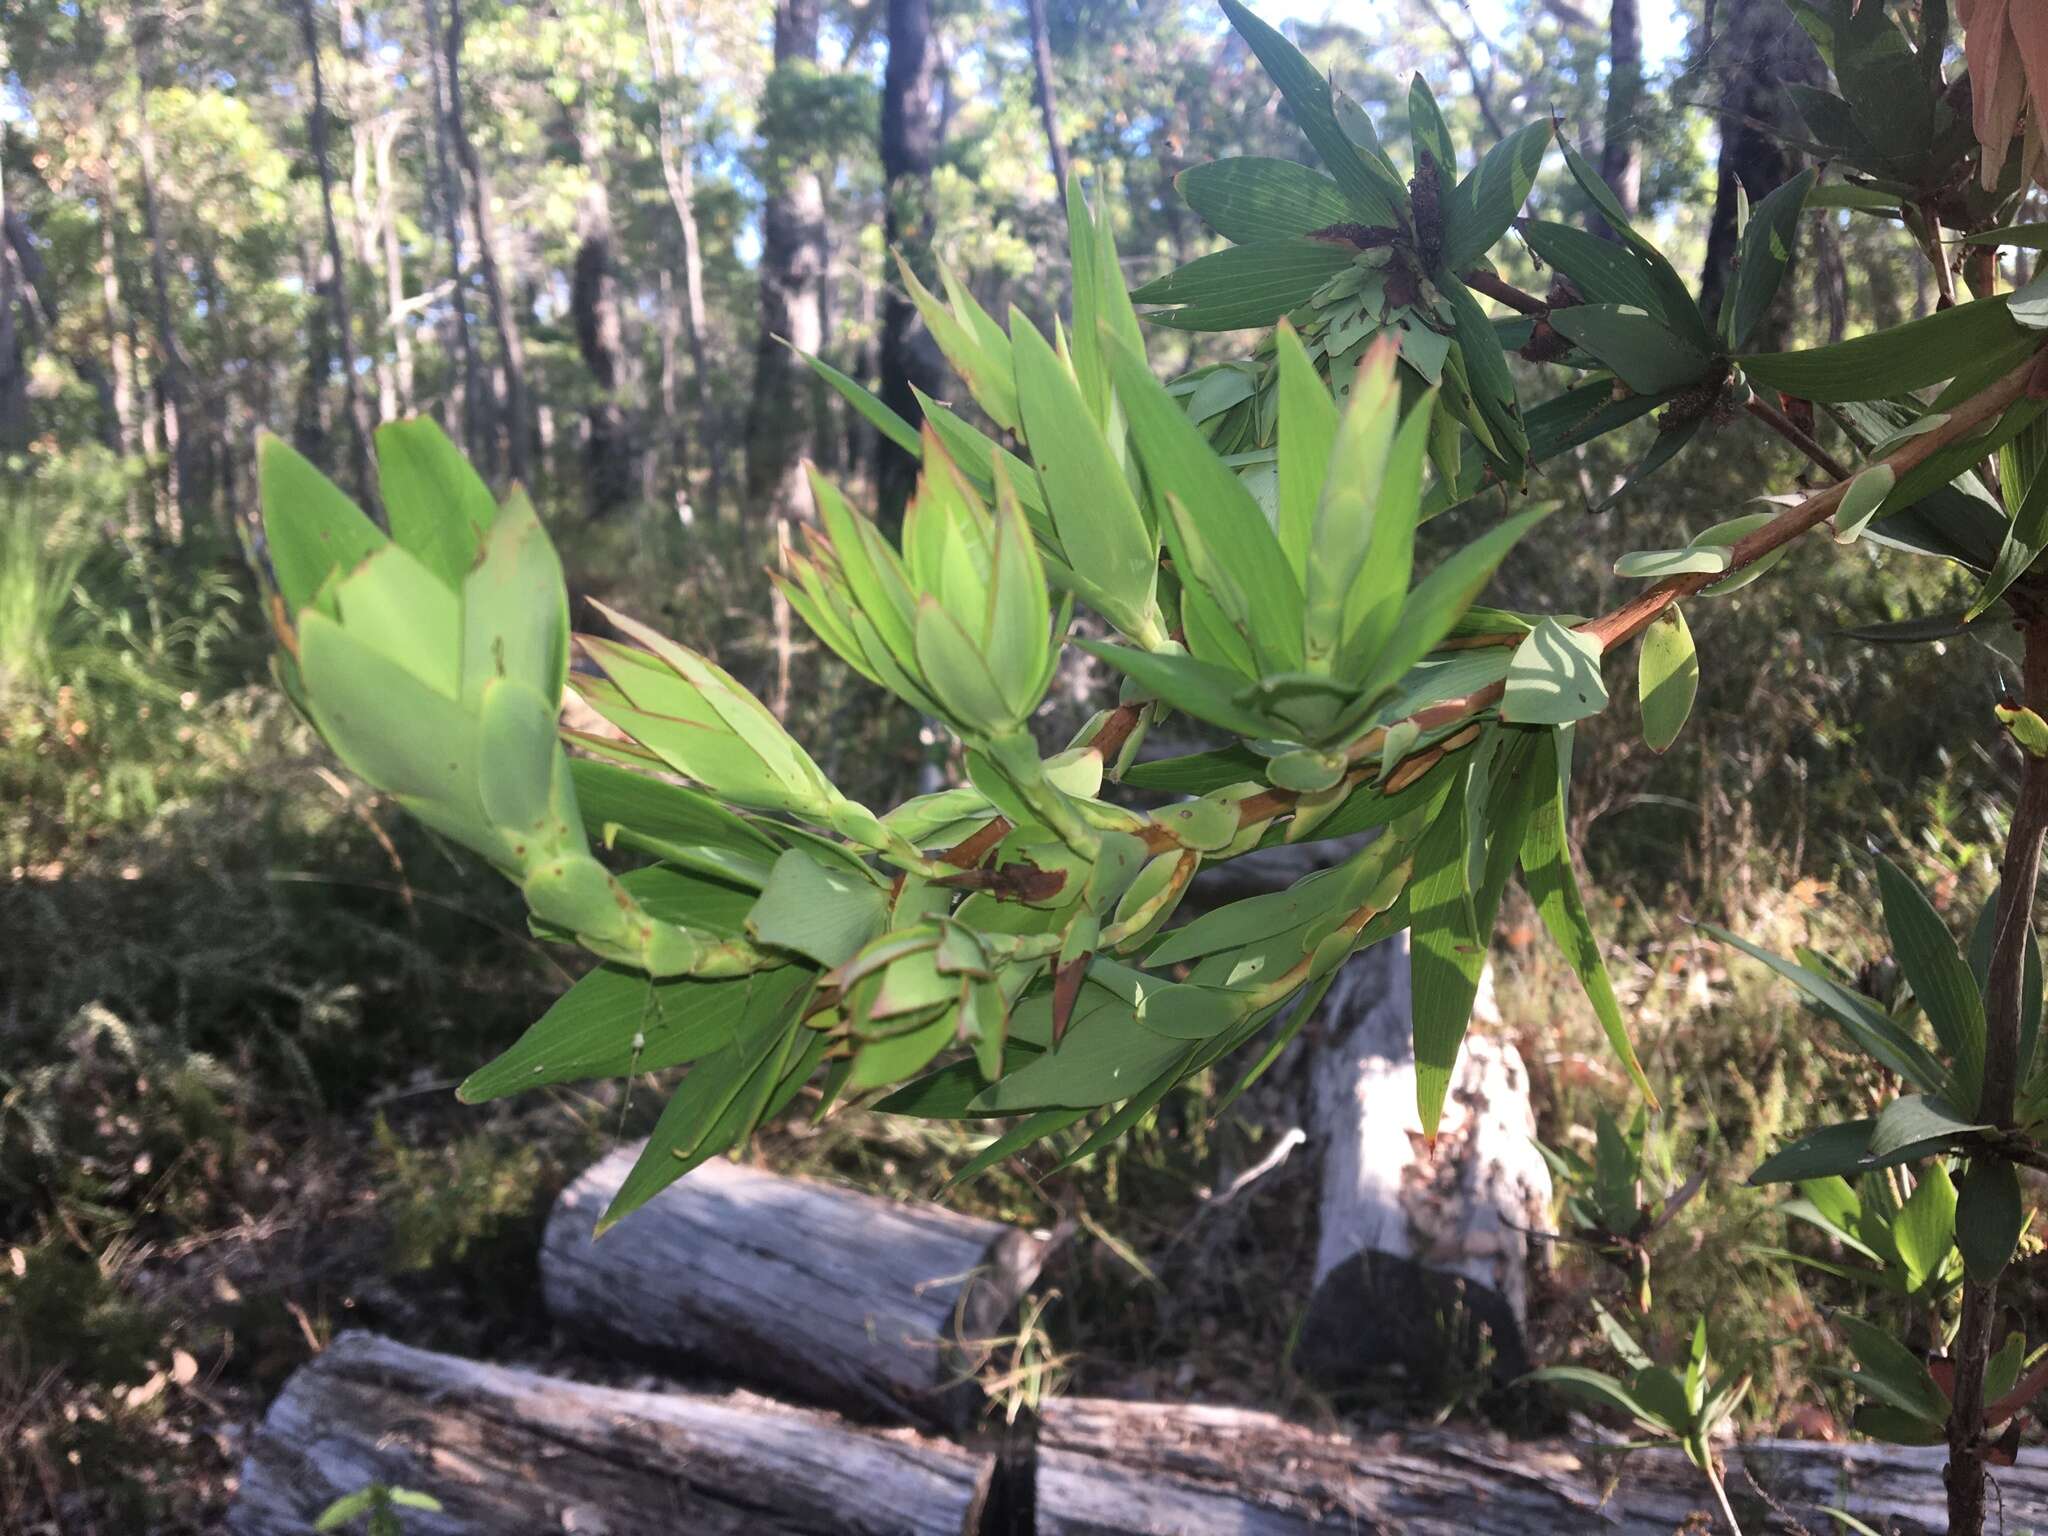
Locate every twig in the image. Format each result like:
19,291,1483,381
1744,395,1851,481
1462,268,1550,316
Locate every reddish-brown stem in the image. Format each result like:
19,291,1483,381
1459,268,1549,316
1744,395,1851,481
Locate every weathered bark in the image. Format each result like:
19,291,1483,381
444,0,531,484
543,1149,1048,1430
1025,0,1070,192
1595,0,1641,226
641,0,729,520
877,0,944,526
422,0,488,471
296,0,377,506
744,0,827,522
227,1333,992,1536
1696,0,1824,329
1035,1398,2048,1535
228,1334,2048,1536
571,101,639,517
1299,937,1550,1393
95,157,139,466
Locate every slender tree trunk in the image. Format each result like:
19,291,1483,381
1595,0,1641,228
744,0,827,522
877,0,943,526
443,0,531,484
1024,0,1070,192
295,238,337,467
133,20,202,532
0,164,29,453
655,263,685,504
350,124,399,423
1947,600,2048,1534
297,0,377,505
96,156,139,466
1696,0,1823,329
640,0,728,520
423,0,487,471
571,100,639,517
373,115,415,416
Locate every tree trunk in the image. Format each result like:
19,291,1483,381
228,1334,2048,1536
228,1333,992,1536
641,0,729,521
1696,0,1824,329
571,101,639,517
1595,0,1641,227
95,158,139,468
744,0,827,523
542,1148,1049,1430
0,164,29,453
423,0,488,472
372,114,415,417
443,0,531,485
133,15,203,532
296,0,377,507
1024,0,1070,192
1299,940,1550,1395
877,0,944,526
295,238,336,469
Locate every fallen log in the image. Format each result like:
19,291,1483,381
542,1148,1048,1428
1036,1396,2048,1535
227,1332,991,1536
1300,935,1551,1390
229,1336,2048,1535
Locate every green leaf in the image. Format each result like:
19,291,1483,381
1175,157,1358,243
458,963,783,1101
1120,744,1267,794
1358,503,1553,701
1523,1366,1662,1430
1888,1159,1958,1295
1613,547,1731,580
1077,641,1276,739
1216,0,1404,225
1956,1158,2024,1283
1437,272,1529,472
328,542,464,699
1107,340,1303,669
1638,607,1698,753
1010,318,1159,636
374,416,499,590
1749,1119,1878,1184
1129,240,1358,331
1546,306,1713,395
1970,448,2048,618
1704,924,1949,1092
1442,119,1552,271
1522,221,1673,318
1502,618,1608,727
943,1107,1089,1188
1724,169,1816,351
1738,297,2026,403
568,758,782,861
314,1490,378,1531
260,432,389,618
1836,1313,1951,1424
1520,751,1657,1107
1866,1094,1990,1160
594,975,812,1234
1555,141,1712,353
805,350,923,457
970,984,1188,1111
1830,464,1897,545
1274,321,1339,581
1410,774,1485,1137
1875,856,1986,1111
747,850,889,969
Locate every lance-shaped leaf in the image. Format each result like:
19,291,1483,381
1520,749,1658,1106
1831,464,1897,544
970,980,1188,1111
1129,240,1358,331
1274,321,1338,580
1957,1159,2024,1283
1522,220,1672,316
259,432,389,619
748,849,889,969
1739,296,2028,402
1503,618,1608,727
804,349,922,456
1442,119,1552,271
1216,0,1404,225
1723,168,1815,351
1107,337,1304,670
374,416,500,591
460,489,570,708
1176,157,1358,244
1303,337,1403,672
1065,176,1147,426
1011,311,1160,639
1866,1093,1990,1160
1557,140,1713,354
1437,272,1529,473
1875,855,1986,1112
1547,305,1714,395
898,254,1019,431
1411,772,1485,1136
